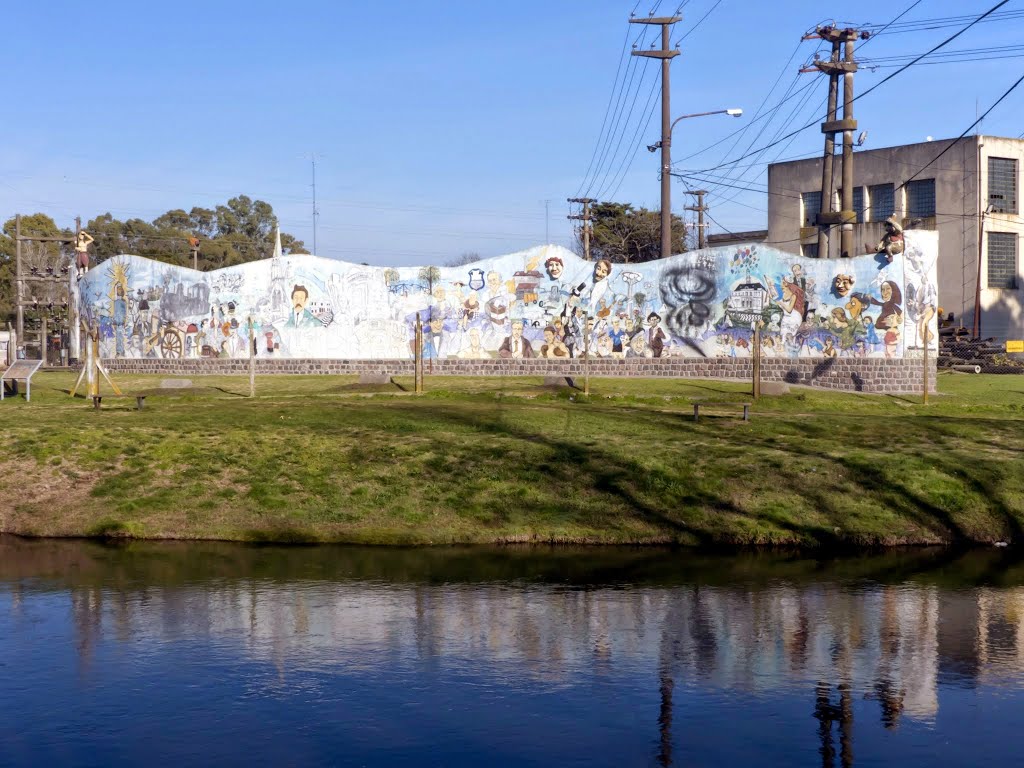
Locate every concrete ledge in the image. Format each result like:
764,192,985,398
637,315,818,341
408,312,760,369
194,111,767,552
358,372,392,385
100,357,937,394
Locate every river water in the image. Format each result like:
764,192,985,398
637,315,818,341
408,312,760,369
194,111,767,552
2,538,1023,767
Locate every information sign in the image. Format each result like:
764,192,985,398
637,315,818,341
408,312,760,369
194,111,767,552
1,359,43,401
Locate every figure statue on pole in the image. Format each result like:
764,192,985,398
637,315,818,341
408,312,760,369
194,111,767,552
873,217,904,264
75,230,95,279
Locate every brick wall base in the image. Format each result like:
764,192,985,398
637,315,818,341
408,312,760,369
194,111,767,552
101,356,938,394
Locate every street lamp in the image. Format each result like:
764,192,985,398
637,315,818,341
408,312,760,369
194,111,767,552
648,108,743,259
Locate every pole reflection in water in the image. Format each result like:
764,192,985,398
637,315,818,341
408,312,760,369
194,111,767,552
3,538,1024,766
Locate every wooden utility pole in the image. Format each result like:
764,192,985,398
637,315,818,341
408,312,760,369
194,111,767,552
631,14,682,260
15,215,24,345
685,190,708,249
802,25,867,258
567,197,595,260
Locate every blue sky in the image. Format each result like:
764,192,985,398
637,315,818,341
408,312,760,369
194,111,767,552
3,0,1022,265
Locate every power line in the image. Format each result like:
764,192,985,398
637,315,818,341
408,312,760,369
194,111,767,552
898,69,1024,192
692,0,1012,176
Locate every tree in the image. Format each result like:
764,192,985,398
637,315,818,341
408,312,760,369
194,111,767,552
82,196,305,271
582,202,686,264
446,252,481,267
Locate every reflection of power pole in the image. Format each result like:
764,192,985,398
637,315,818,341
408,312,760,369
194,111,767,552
631,14,682,259
802,25,868,258
685,190,708,249
567,197,595,261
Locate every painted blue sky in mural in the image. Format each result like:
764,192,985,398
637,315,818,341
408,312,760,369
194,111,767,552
76,233,938,362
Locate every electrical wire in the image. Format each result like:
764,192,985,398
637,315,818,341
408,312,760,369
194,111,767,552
692,0,1012,177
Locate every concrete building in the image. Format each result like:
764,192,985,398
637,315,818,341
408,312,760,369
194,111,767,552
768,136,1023,340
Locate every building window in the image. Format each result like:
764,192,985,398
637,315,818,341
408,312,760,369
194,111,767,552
988,157,1017,214
869,184,894,222
906,178,936,218
836,188,865,223
802,243,819,258
801,191,822,227
987,232,1018,289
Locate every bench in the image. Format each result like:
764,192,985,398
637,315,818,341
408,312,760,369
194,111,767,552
91,395,147,410
692,400,752,422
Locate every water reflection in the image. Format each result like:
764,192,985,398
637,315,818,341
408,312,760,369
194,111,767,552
3,538,1024,766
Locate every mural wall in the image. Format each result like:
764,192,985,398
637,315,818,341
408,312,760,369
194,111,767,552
76,232,938,362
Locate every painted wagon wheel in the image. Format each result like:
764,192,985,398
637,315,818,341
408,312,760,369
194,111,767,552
160,328,184,358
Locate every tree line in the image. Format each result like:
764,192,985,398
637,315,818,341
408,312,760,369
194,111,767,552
2,195,684,326
0,195,305,326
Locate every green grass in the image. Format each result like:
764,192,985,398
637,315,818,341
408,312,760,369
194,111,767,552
1,370,1022,546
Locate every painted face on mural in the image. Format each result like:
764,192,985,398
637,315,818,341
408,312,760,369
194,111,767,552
833,274,855,297
545,257,563,280
594,260,611,282
487,271,502,294
511,321,524,339
292,286,309,311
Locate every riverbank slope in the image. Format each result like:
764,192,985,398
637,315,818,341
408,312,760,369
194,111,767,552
1,372,1021,546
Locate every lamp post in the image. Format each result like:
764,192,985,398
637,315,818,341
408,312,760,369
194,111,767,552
648,108,742,259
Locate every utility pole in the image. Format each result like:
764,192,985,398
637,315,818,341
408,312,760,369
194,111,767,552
685,190,708,249
311,155,319,256
631,14,682,260
15,215,24,346
567,197,595,261
544,199,551,244
802,25,868,258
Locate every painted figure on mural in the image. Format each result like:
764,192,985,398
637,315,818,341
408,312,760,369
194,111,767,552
608,318,627,357
766,273,806,341
647,312,667,357
498,320,534,359
906,273,937,348
422,316,450,360
75,230,94,279
626,332,649,358
883,315,901,358
572,258,613,316
865,280,903,332
458,327,488,359
544,256,564,281
540,325,569,358
832,273,855,298
863,315,880,349
286,285,320,328
113,284,128,356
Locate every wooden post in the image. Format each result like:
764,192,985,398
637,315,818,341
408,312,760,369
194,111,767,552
752,323,761,400
40,315,48,367
583,310,591,396
923,328,929,405
414,316,424,394
248,316,255,398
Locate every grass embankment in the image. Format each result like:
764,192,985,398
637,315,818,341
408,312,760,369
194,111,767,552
0,371,1022,546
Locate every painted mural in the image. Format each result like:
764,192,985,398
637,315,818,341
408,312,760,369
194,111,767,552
75,231,938,362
